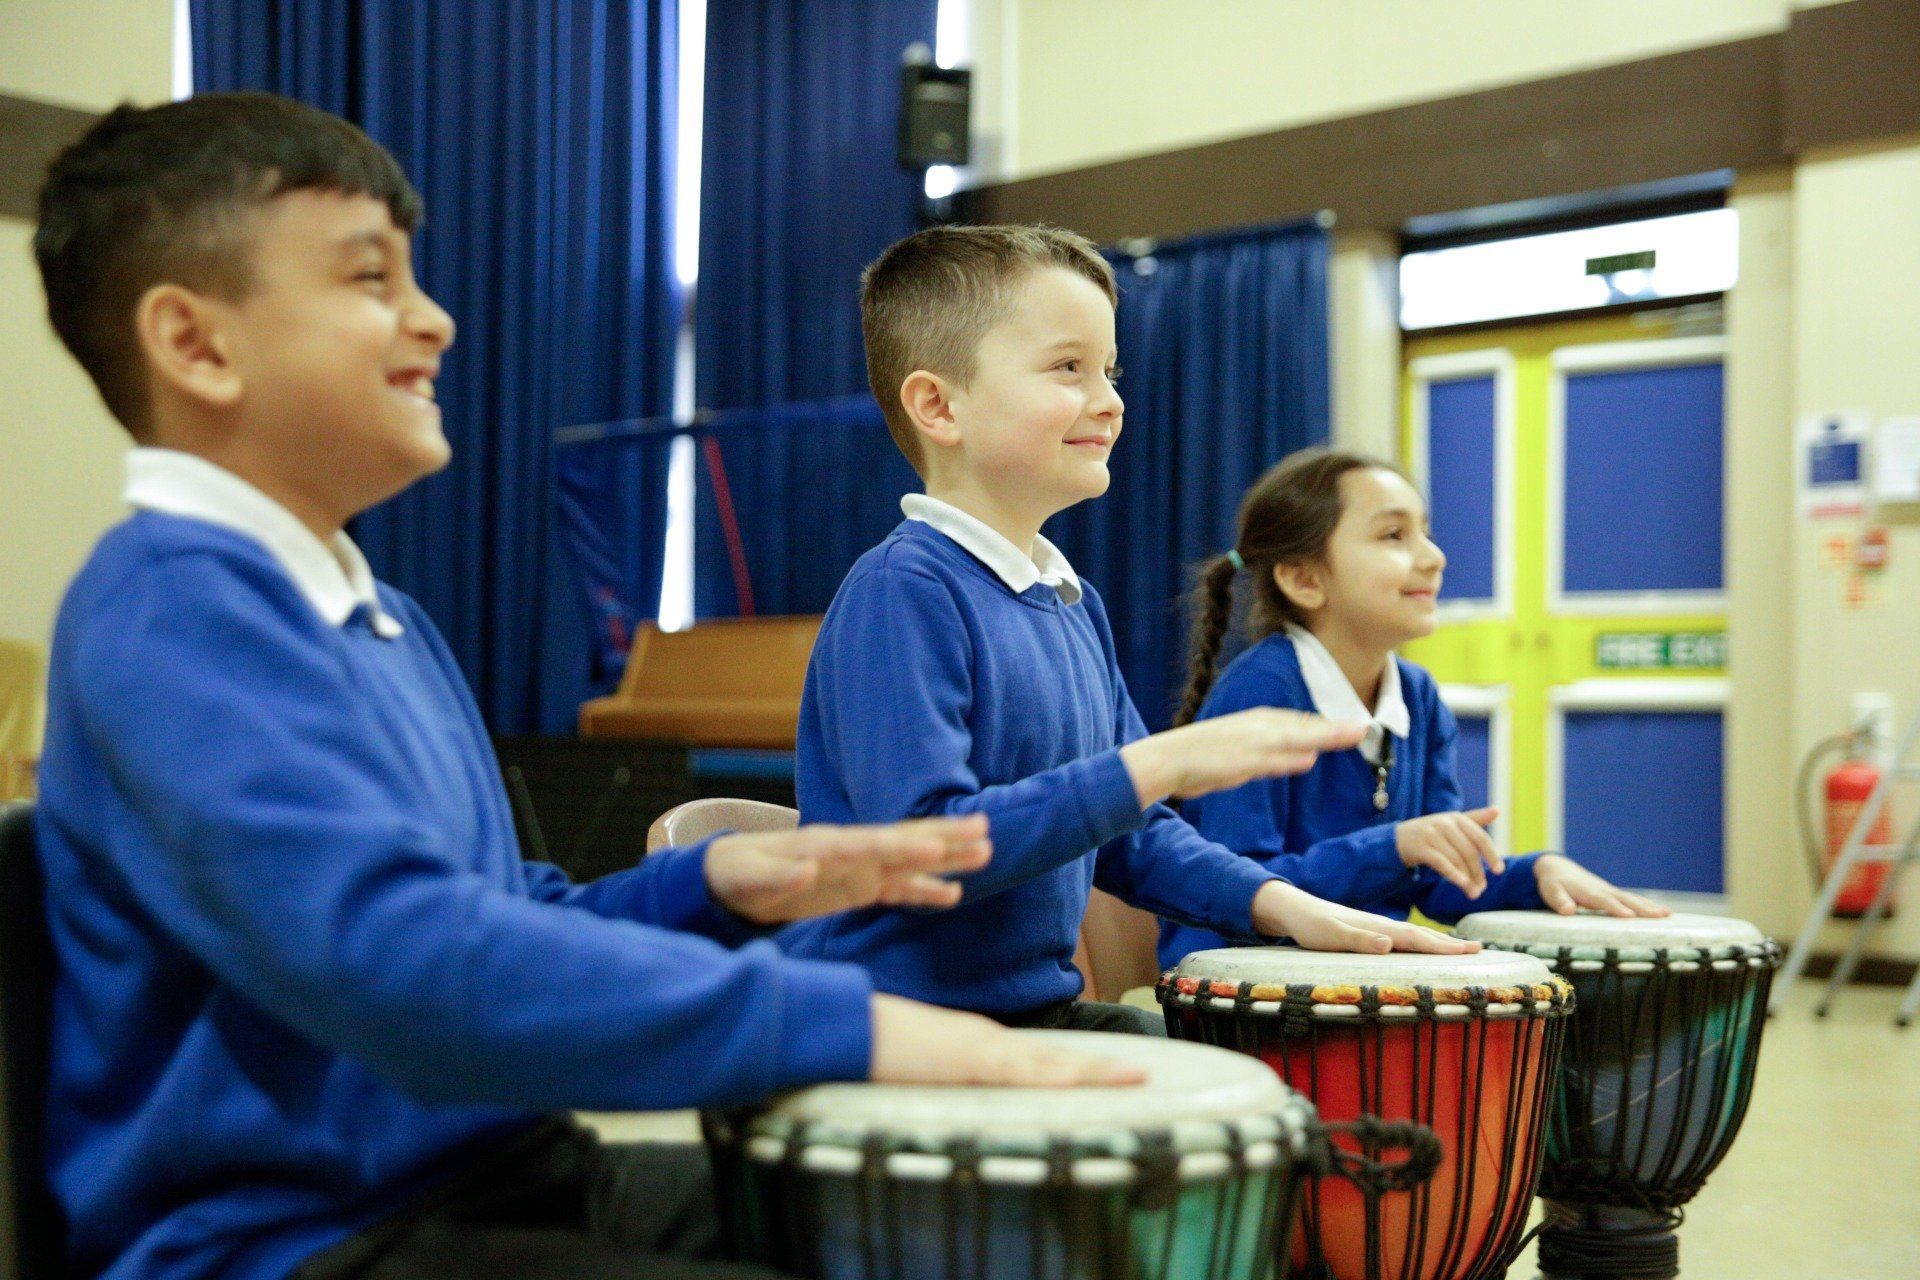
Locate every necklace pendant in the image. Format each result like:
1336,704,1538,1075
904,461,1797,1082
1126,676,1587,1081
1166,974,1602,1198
1373,783,1389,812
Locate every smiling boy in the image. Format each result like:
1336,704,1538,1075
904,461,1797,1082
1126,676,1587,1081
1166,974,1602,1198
30,98,1138,1280
782,225,1476,1031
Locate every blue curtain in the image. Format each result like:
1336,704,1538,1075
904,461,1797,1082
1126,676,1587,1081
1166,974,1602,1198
552,422,680,690
1050,220,1332,731
696,398,920,617
692,0,936,616
193,0,680,734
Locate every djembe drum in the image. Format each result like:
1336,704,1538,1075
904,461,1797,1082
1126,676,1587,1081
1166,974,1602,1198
705,1030,1336,1279
1452,912,1780,1280
1159,948,1574,1280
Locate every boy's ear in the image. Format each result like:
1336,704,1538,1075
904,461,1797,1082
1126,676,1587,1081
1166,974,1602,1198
899,369,961,452
1272,561,1325,614
135,283,244,412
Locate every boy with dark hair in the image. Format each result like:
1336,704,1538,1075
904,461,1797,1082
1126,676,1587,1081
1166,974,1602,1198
32,95,1134,1280
783,224,1475,1032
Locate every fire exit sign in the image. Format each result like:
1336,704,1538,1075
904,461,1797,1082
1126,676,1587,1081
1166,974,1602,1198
1595,631,1726,670
1586,250,1656,275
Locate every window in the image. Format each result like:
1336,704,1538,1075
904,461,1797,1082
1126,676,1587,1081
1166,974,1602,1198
1400,208,1738,331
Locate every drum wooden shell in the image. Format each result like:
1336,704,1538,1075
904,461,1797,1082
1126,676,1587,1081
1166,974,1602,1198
705,1031,1324,1280
1453,911,1780,1213
1159,949,1574,1280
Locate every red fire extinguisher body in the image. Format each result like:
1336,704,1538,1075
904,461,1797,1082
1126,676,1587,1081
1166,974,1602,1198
1826,759,1894,917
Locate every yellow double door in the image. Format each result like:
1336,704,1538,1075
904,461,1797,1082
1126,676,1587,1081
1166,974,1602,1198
1399,313,1729,896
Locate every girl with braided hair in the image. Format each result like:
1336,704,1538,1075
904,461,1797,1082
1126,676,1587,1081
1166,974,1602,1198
1157,447,1665,970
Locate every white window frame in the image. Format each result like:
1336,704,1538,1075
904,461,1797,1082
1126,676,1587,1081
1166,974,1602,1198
1544,677,1730,910
1437,683,1512,858
1397,207,1738,332
1407,349,1516,624
1546,336,1728,617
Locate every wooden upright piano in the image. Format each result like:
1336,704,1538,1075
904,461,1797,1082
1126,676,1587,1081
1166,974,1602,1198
578,615,822,749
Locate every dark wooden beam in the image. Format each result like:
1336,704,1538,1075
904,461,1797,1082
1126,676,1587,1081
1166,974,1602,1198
959,0,1920,240
958,36,1782,242
1782,0,1920,153
0,93,99,222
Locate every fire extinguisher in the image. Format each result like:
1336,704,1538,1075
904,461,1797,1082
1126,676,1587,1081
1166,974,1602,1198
1824,749,1894,918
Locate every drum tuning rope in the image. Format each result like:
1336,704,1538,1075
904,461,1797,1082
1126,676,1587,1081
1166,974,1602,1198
704,1031,1321,1279
1536,1203,1684,1280
1160,959,1575,1280
1450,914,1784,1280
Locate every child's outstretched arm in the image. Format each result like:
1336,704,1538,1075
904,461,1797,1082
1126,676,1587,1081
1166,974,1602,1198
527,815,993,940
1398,685,1658,921
1406,694,1550,922
1250,881,1480,954
72,563,888,1115
807,568,1355,903
870,995,1144,1086
1092,671,1472,954
1181,775,1435,909
1117,709,1366,809
1397,807,1506,900
1530,855,1669,917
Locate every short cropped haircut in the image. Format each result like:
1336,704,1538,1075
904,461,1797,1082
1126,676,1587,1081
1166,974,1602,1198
859,224,1116,475
34,92,424,438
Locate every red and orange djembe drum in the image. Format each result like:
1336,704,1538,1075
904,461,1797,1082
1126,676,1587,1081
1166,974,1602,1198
1159,948,1574,1280
1453,912,1780,1280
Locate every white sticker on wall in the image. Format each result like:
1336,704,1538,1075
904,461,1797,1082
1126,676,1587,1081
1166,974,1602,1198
1871,417,1920,504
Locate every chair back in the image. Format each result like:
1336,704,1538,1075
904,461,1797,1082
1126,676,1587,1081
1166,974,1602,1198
0,802,63,1279
646,798,800,853
1074,888,1164,1003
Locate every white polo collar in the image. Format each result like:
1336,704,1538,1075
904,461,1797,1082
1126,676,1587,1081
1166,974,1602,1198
1285,624,1409,764
123,448,405,639
902,494,1083,605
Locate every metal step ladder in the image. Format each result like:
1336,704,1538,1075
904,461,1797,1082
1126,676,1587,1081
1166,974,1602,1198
1773,706,1920,1025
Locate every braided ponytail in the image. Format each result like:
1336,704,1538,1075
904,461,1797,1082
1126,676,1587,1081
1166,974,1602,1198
1174,554,1240,726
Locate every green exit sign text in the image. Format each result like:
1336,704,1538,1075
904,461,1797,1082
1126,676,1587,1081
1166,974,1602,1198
1586,250,1656,276
1595,631,1726,670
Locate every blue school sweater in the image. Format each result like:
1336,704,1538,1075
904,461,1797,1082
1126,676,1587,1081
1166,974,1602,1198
782,520,1277,1014
35,513,873,1280
1157,633,1544,968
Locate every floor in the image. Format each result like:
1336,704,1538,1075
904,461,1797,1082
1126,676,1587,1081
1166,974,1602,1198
582,975,1920,1278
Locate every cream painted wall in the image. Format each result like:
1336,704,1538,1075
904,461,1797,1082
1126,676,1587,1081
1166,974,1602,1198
1329,228,1400,460
1722,172,1799,943
1784,136,1920,962
0,0,177,111
0,0,174,670
989,0,1798,182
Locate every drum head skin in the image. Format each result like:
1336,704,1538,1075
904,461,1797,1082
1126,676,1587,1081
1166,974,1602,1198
1169,945,1554,994
1454,911,1773,963
746,1030,1314,1161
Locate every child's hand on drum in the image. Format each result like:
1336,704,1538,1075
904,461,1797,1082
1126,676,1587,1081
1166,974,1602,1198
1531,854,1669,918
1396,807,1504,898
1119,709,1367,808
869,996,1148,1086
1252,881,1481,955
705,815,991,925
